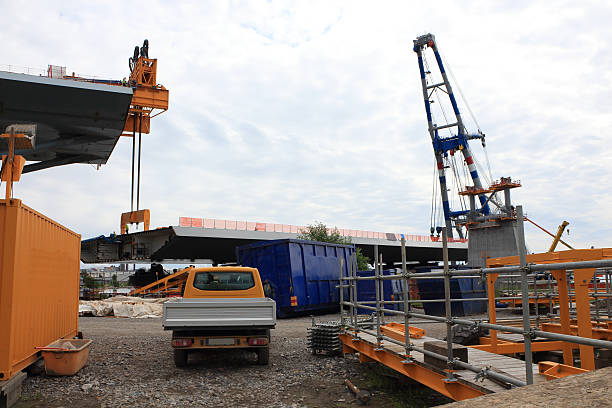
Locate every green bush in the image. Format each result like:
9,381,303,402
82,272,98,289
297,221,371,270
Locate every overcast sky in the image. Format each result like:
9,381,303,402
2,0,611,253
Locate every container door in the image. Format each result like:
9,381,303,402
319,245,336,306
272,244,292,310
289,243,309,309
340,247,353,303
302,243,321,307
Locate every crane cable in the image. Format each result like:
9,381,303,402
425,54,461,215
439,44,482,134
437,45,500,217
431,160,438,231
483,145,494,182
425,51,469,213
454,154,468,211
425,51,468,221
439,45,495,183
448,154,462,211
425,54,451,230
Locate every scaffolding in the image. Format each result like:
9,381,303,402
339,205,612,401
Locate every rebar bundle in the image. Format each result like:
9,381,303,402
307,316,374,355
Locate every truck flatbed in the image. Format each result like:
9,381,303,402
163,298,276,329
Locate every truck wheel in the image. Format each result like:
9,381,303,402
174,349,188,367
257,347,269,365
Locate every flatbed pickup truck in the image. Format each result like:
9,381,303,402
163,266,276,367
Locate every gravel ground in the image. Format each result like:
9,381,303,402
16,314,452,408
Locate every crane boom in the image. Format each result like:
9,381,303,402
413,33,490,238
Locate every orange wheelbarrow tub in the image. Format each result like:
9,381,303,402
38,339,92,376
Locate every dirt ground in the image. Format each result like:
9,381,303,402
443,366,612,407
16,314,452,408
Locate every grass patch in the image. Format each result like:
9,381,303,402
359,364,453,408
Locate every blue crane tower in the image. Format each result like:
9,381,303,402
413,33,523,266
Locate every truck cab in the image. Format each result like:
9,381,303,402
163,267,276,367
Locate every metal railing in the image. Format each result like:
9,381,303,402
0,64,47,76
177,216,468,243
339,205,612,387
0,64,114,82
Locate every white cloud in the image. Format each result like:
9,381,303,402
2,0,611,253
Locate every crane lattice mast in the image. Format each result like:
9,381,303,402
413,33,490,238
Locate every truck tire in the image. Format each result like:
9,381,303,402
174,349,188,367
257,347,269,365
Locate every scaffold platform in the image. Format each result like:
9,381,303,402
340,330,545,401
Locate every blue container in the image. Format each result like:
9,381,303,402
356,269,396,314
236,239,355,318
415,266,487,316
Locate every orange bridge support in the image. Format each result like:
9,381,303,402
339,333,486,401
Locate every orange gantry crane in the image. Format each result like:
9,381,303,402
120,40,169,235
53,40,168,235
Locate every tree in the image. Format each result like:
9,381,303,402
82,272,97,289
297,222,371,270
111,274,119,288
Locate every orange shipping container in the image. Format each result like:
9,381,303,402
0,199,81,381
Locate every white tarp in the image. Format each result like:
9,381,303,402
79,296,173,318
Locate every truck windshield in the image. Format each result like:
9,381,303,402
193,271,255,291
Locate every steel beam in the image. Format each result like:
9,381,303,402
339,333,485,401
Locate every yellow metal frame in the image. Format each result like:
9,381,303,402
549,221,569,252
129,266,191,296
380,322,426,341
337,248,612,400
1,130,29,199
118,54,169,234
122,57,169,136
120,209,150,234
538,361,588,380
540,322,612,341
487,248,612,370
0,155,25,184
470,339,578,354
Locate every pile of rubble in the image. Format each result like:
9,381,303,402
79,296,172,318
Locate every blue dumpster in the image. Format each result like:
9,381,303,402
415,266,487,316
236,239,355,318
355,269,396,315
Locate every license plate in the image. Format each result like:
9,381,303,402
206,338,235,346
